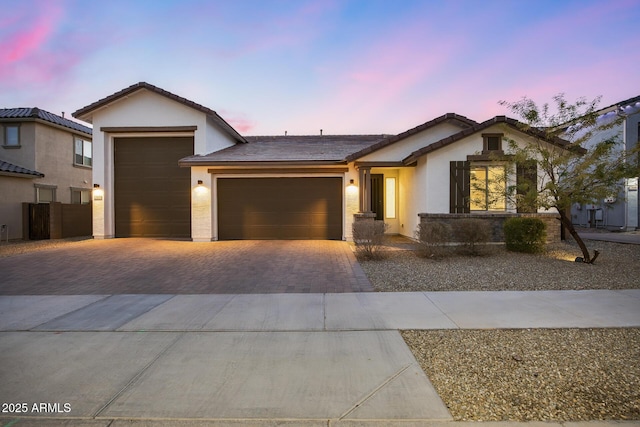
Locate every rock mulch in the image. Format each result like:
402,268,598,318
359,237,640,421
402,328,640,421
359,239,640,291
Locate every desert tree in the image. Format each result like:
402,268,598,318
496,94,639,263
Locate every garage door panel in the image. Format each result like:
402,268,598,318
218,177,342,240
115,137,192,238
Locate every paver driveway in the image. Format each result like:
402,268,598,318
0,239,373,295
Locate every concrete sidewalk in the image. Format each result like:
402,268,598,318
1,290,639,427
579,231,640,245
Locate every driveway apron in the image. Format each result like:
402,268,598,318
0,239,373,295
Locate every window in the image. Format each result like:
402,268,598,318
71,188,91,204
385,177,396,219
35,185,56,203
3,125,20,147
482,133,503,154
74,138,92,167
470,165,506,211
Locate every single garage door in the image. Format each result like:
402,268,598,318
114,137,193,238
218,177,342,240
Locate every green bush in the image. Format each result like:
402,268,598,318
415,221,452,258
504,217,547,253
453,218,490,256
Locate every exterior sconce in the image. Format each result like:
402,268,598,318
194,179,208,195
346,179,358,196
92,183,104,200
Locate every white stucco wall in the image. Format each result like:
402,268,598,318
88,88,238,239
358,122,465,162
421,124,561,215
345,164,359,241
424,133,483,213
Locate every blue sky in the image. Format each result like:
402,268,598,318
2,0,639,135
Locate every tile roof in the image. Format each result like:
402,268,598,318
0,108,92,136
179,135,387,166
345,113,477,162
599,94,640,112
403,116,581,165
0,160,45,178
72,82,246,143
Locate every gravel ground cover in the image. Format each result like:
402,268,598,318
360,239,640,291
402,328,640,421
0,236,91,258
360,236,640,421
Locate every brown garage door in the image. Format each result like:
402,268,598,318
114,137,192,238
218,177,342,240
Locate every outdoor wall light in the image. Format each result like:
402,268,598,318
194,179,208,195
346,179,358,196
92,183,104,200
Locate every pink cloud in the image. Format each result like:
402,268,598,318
311,22,465,132
219,110,257,134
0,1,65,81
1,2,62,63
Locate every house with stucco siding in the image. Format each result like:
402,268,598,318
0,108,93,240
73,82,574,242
568,95,640,230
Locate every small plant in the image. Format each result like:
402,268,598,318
453,218,490,256
415,221,452,258
352,220,388,260
504,217,547,253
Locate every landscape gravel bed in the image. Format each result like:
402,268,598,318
0,236,91,258
362,237,640,421
402,328,640,421
360,239,640,291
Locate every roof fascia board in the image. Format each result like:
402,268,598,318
0,171,43,178
346,113,477,162
101,126,197,133
207,167,349,174
180,159,347,167
402,116,579,165
1,116,92,138
73,82,246,143
353,161,413,168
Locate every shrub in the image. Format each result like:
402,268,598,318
504,217,547,253
352,220,388,260
453,218,490,256
415,221,452,258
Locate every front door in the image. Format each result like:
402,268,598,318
371,174,384,220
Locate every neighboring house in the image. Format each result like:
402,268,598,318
0,108,93,240
73,82,574,242
568,95,640,230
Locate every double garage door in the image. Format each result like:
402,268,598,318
218,177,342,240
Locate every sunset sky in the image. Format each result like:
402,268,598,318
2,0,639,135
